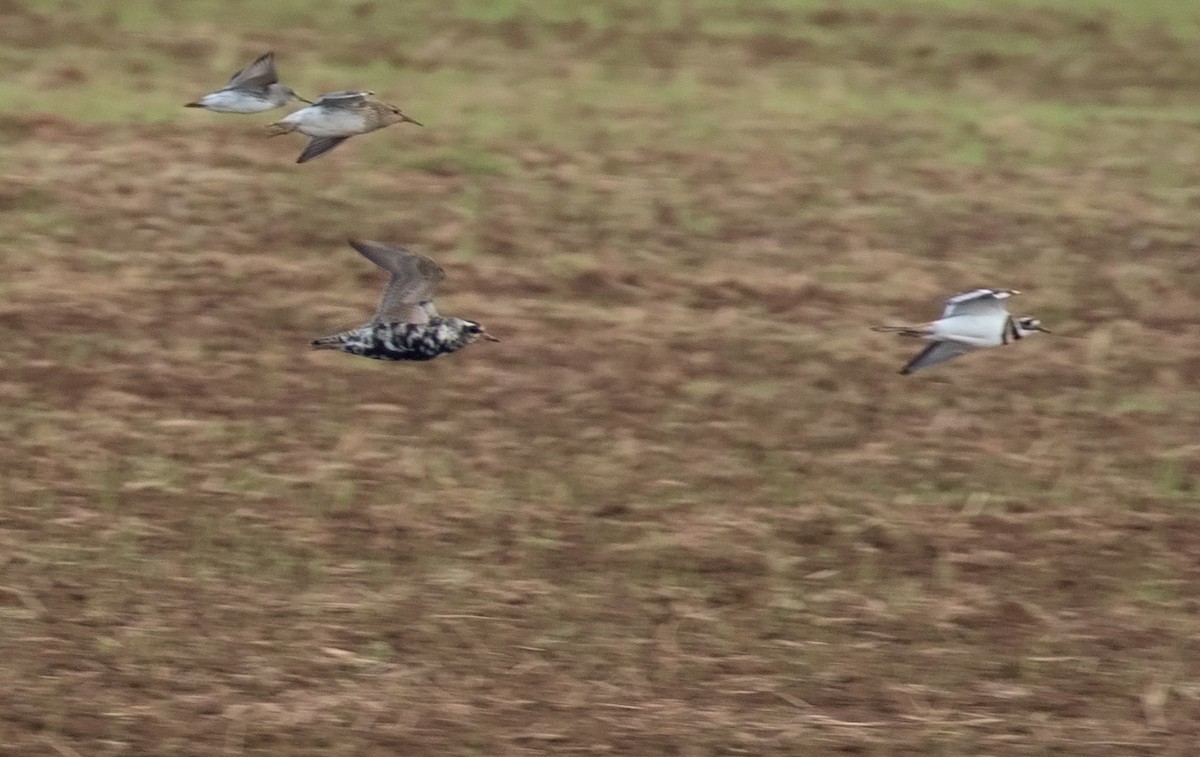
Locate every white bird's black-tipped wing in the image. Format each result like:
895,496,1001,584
900,341,976,374
297,136,349,163
314,90,374,107
940,288,1017,319
349,240,446,325
226,52,278,91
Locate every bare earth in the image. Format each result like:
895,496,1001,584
1,1,1199,754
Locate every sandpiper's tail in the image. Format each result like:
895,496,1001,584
872,324,929,338
311,333,346,350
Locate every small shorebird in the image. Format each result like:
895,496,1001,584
312,240,498,361
185,52,310,113
873,288,1050,374
266,91,422,163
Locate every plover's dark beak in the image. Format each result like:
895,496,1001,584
294,94,314,105
481,331,500,342
402,114,423,126
1037,325,1053,334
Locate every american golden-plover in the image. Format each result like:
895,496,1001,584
312,240,498,361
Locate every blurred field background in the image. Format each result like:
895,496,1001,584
2,0,1200,754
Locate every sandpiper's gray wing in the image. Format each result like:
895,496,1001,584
314,90,375,107
940,288,1017,319
296,136,350,163
348,240,446,324
900,340,975,374
226,52,279,91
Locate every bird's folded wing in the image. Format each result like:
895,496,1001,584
347,240,446,324
227,52,278,90
941,288,1016,319
900,341,975,374
297,136,349,163
314,90,374,106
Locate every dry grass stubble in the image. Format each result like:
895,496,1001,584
1,1,1200,754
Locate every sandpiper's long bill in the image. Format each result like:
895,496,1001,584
873,288,1048,374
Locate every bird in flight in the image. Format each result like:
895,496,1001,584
874,288,1050,374
185,52,311,113
266,91,421,163
312,240,498,361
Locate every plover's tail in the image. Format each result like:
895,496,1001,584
872,324,930,338
311,333,346,350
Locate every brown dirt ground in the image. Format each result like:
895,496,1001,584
2,2,1200,755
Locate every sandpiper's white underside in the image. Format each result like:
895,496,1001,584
277,106,367,137
195,90,280,113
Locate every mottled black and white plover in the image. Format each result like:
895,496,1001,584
873,288,1049,374
312,240,497,361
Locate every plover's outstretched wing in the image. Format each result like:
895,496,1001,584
314,90,375,107
940,288,1018,319
297,136,349,163
349,240,446,324
226,52,279,91
900,340,975,374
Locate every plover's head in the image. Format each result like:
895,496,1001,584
458,319,499,344
1015,316,1051,336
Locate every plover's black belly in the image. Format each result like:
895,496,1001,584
358,336,442,361
339,322,464,361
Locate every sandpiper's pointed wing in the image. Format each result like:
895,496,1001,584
296,136,350,163
940,288,1017,319
226,52,279,91
314,90,374,107
349,240,446,325
900,340,975,374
